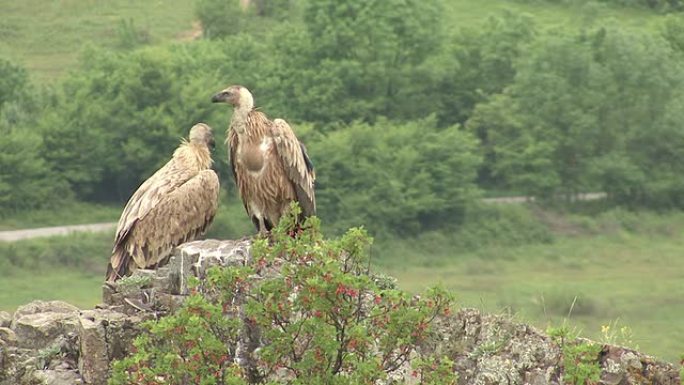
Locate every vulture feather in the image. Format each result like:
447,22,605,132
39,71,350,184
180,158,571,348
211,85,316,233
105,123,220,282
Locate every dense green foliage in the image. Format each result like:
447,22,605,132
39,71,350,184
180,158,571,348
308,117,481,235
523,0,683,13
3,0,684,228
0,231,111,276
110,211,455,385
547,324,602,385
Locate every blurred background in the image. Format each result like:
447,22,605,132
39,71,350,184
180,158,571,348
0,0,683,362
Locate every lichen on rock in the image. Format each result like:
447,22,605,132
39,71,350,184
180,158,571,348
0,238,680,385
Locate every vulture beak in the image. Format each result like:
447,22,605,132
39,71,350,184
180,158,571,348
209,138,216,151
211,92,227,103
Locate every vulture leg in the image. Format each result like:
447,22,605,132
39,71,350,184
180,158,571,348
264,218,274,232
251,216,260,232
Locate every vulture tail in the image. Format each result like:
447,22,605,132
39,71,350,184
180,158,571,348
105,248,131,282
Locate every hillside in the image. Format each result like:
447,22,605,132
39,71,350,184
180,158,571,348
1,0,683,369
0,238,680,385
0,0,196,82
0,0,666,82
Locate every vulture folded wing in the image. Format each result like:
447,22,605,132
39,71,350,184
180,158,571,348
271,118,316,217
125,169,220,268
226,128,249,215
113,159,195,247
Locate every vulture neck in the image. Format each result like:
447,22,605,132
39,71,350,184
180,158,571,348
230,97,254,136
175,140,213,170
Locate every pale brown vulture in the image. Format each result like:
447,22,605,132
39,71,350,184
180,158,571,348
211,85,315,233
105,123,220,282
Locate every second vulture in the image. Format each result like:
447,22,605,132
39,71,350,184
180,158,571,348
105,123,220,282
211,85,316,234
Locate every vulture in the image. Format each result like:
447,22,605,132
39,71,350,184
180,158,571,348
211,85,316,234
105,123,220,282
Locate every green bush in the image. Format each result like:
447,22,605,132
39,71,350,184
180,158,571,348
307,117,482,236
0,232,111,276
468,24,684,207
109,209,456,385
547,324,602,385
195,0,250,39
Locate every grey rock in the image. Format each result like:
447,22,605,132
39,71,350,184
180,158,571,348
2,239,681,385
0,327,17,346
30,369,83,385
12,311,79,350
12,301,79,326
77,308,142,385
0,311,12,328
172,238,251,295
77,313,107,385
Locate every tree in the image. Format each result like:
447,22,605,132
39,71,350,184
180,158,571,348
195,0,250,39
435,11,537,127
270,0,446,124
306,117,481,236
0,59,29,110
109,212,456,385
0,127,71,215
468,25,684,203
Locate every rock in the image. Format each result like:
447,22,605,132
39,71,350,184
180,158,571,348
12,301,79,325
12,311,79,350
77,313,107,385
0,327,17,346
2,239,681,385
0,311,12,328
78,309,141,385
171,239,251,295
425,308,681,385
30,369,83,385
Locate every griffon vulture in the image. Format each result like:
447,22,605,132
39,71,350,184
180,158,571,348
105,123,220,282
211,85,315,234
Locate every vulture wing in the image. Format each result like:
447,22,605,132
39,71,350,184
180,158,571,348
227,128,250,215
113,158,195,247
271,118,316,217
125,169,220,269
108,159,219,280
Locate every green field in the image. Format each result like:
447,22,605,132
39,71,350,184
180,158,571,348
0,0,196,82
0,0,667,82
444,0,662,32
0,202,120,230
381,234,684,363
1,208,682,363
1,0,681,367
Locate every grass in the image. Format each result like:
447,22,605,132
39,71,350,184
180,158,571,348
0,269,104,310
0,198,254,312
0,0,197,82
445,0,664,33
0,205,682,363
0,201,120,230
0,231,112,311
0,0,669,82
375,209,684,364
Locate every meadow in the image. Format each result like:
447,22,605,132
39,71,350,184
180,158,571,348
0,0,196,82
1,0,682,367
1,206,682,363
377,209,684,363
0,0,666,82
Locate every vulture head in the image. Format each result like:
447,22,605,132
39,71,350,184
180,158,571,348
211,85,254,110
189,123,216,150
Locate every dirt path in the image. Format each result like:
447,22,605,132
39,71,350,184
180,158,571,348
0,222,116,242
481,192,606,204
0,193,607,242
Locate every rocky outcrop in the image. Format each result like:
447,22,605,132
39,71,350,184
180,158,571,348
0,239,679,385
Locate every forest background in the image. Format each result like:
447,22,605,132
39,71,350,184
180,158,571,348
1,0,683,362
